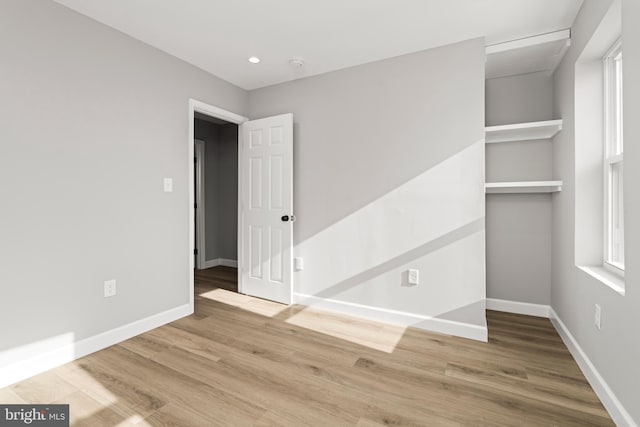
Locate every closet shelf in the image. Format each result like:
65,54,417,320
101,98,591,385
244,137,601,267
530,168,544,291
485,180,563,194
485,119,563,143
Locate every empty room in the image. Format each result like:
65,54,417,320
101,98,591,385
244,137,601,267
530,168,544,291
0,0,638,425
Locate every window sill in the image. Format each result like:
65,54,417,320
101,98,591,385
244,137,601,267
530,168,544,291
578,265,625,296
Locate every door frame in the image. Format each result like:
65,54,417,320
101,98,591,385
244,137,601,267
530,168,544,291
188,99,248,313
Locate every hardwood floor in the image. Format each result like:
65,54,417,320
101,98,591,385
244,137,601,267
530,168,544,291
3,267,613,426
195,266,238,293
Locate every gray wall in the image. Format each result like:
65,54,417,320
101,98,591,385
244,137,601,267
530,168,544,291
198,121,238,262
485,72,554,126
485,72,555,305
215,124,239,260
195,119,219,260
486,194,552,304
552,0,640,423
249,39,487,329
194,119,238,261
0,0,247,364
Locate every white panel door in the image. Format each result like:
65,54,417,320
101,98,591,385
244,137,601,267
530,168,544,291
240,114,293,304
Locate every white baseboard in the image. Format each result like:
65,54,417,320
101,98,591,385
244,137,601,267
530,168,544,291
486,298,550,318
0,304,191,389
293,293,487,342
550,308,637,427
202,258,238,269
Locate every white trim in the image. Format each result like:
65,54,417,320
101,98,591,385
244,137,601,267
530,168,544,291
188,99,248,312
0,304,191,389
202,259,218,269
202,258,238,269
578,265,625,296
603,260,625,278
486,29,571,55
485,181,563,194
237,125,243,294
189,105,195,313
293,293,488,342
549,308,637,427
218,258,238,268
190,99,248,124
485,119,563,144
486,298,550,318
603,38,624,273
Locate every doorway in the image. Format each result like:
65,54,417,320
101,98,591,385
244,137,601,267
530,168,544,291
188,100,248,313
187,99,294,312
194,114,240,293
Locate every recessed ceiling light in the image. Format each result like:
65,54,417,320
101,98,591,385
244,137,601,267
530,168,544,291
248,56,260,64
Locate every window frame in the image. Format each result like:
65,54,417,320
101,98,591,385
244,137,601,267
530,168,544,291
603,38,624,275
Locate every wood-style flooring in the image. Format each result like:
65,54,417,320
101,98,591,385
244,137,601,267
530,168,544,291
2,266,613,426
195,266,238,293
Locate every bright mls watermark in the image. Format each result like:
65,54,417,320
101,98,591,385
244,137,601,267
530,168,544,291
0,405,68,426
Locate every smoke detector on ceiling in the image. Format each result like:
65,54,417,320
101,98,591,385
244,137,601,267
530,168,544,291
289,58,304,68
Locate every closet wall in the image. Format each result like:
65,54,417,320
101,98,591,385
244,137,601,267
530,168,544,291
485,71,555,305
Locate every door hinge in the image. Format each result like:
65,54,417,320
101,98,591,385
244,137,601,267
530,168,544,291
194,202,197,209
194,157,197,164
194,249,198,255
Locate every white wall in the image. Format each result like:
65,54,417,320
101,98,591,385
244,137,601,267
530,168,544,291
249,38,487,338
552,0,640,423
0,0,247,381
485,72,555,306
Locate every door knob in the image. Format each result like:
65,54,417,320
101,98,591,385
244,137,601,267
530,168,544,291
281,215,289,222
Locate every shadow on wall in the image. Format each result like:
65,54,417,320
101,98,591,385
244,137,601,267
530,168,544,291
293,140,486,326
301,218,484,303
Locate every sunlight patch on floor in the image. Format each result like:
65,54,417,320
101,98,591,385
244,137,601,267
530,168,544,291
54,366,118,409
117,414,150,426
198,288,407,353
198,288,288,318
284,306,407,353
56,368,153,426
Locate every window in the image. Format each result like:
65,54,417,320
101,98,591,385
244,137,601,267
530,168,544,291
603,39,624,272
574,4,624,293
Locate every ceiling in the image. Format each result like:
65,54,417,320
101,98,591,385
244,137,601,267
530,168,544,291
52,0,584,90
486,30,572,79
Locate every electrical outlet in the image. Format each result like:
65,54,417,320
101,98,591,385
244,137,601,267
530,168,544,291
294,257,304,271
163,178,173,192
594,304,601,330
104,280,117,298
408,269,419,285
